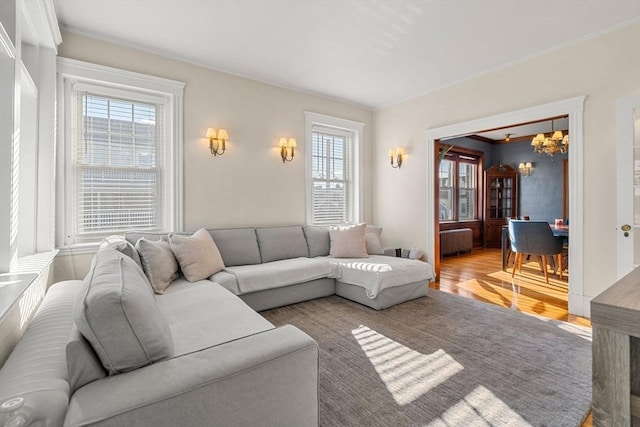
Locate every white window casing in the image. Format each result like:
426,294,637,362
56,58,184,249
305,111,364,226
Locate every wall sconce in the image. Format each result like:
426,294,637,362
279,137,296,163
206,128,228,156
518,162,533,177
388,147,403,169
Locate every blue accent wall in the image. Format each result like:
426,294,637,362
447,137,566,223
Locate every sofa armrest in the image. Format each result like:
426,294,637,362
383,247,397,257
65,325,319,427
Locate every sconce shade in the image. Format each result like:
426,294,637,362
279,137,296,163
518,161,532,177
389,147,402,169
206,127,228,156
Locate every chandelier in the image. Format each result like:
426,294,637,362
531,120,569,156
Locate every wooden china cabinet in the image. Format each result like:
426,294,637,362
483,163,518,248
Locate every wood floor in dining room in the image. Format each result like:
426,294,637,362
434,247,593,427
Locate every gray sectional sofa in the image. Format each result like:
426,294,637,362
124,225,434,311
0,225,433,427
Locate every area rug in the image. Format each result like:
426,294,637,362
261,290,592,427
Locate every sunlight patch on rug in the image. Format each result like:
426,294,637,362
427,385,532,427
352,325,463,406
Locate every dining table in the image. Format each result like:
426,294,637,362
550,224,569,238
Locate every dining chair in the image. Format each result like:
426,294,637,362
508,220,564,283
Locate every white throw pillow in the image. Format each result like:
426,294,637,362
136,238,179,294
329,223,369,258
365,225,384,255
169,228,225,282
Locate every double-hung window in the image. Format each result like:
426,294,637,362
439,149,480,222
58,59,184,247
305,112,364,226
72,89,164,240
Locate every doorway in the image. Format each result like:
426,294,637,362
425,97,587,316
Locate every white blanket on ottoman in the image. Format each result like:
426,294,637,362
327,255,434,299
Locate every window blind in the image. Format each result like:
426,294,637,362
71,90,164,242
311,127,353,225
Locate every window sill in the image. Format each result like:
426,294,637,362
56,242,100,257
0,250,58,324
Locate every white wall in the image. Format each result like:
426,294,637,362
54,32,373,281
373,22,640,304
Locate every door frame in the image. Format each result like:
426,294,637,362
425,96,587,316
615,95,640,278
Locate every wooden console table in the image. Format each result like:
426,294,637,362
591,267,640,426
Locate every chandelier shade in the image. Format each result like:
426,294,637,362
531,120,568,156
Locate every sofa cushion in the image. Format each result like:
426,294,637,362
303,225,330,257
155,279,274,355
224,257,334,294
74,247,174,375
329,223,368,258
67,325,106,393
170,228,225,282
99,236,143,269
135,238,180,294
209,270,240,295
366,225,384,255
208,227,262,266
256,226,309,263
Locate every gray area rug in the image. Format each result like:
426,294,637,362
261,290,592,427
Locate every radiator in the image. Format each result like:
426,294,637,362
440,228,473,256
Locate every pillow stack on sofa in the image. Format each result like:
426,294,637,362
131,228,225,294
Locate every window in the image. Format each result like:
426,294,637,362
73,91,163,238
439,149,480,222
58,59,184,247
305,112,364,226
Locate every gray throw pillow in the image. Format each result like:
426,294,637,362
170,228,225,282
136,238,180,294
99,235,143,269
366,225,384,255
74,247,174,375
329,223,369,258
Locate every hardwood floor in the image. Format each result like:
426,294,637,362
433,248,592,426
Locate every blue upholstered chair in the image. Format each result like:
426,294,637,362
508,220,564,283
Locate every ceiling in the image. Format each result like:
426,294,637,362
53,0,640,109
